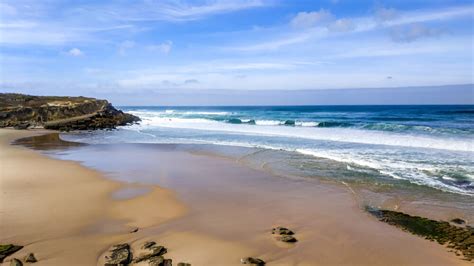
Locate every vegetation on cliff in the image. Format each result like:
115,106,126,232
0,93,139,130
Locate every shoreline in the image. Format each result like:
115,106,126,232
0,129,470,265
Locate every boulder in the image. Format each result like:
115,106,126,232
24,253,37,263
104,243,131,266
241,257,265,265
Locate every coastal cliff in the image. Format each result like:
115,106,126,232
0,93,140,131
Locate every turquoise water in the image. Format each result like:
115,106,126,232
62,105,474,196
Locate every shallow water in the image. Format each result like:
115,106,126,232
62,105,474,197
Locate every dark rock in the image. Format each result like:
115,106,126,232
142,241,157,249
272,226,294,235
13,122,30,130
147,256,164,266
24,253,37,263
284,120,295,126
451,218,466,225
129,227,139,233
366,207,474,261
0,93,140,131
275,235,298,243
241,257,265,265
177,263,191,266
133,246,167,263
163,259,172,266
104,243,131,266
0,244,23,263
10,258,22,266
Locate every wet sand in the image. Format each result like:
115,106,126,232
0,129,469,265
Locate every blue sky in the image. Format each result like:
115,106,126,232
0,0,473,100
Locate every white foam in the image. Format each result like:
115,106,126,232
127,115,473,152
254,120,282,126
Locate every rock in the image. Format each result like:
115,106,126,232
130,227,139,233
133,245,167,263
0,93,140,131
275,235,298,243
272,226,294,235
366,207,474,261
24,253,37,263
241,257,265,265
104,243,131,266
177,263,191,266
451,218,466,225
10,258,22,266
147,256,164,266
0,244,23,263
163,259,172,266
142,241,157,249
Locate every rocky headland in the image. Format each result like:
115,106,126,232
0,93,139,131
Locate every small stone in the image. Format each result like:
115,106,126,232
178,263,191,266
142,241,156,249
241,257,265,265
130,227,139,233
451,218,466,225
10,258,22,266
163,259,172,266
24,253,37,263
275,235,298,243
271,226,294,235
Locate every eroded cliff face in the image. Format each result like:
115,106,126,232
0,93,140,130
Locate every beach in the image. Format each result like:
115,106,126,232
0,128,470,265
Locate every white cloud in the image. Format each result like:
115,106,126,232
290,9,333,28
147,41,173,54
67,48,83,56
118,40,135,55
328,19,354,32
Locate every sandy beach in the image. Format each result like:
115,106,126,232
0,129,470,265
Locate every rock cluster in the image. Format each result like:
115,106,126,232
0,93,140,131
272,226,297,243
104,241,189,266
367,207,474,261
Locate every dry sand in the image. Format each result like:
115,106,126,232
0,129,469,265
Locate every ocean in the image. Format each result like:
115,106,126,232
61,105,474,197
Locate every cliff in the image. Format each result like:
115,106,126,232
0,93,140,131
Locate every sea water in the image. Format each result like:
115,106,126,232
61,105,474,197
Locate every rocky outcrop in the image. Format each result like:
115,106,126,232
367,207,474,261
0,93,140,131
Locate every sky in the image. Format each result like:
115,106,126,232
0,0,473,104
